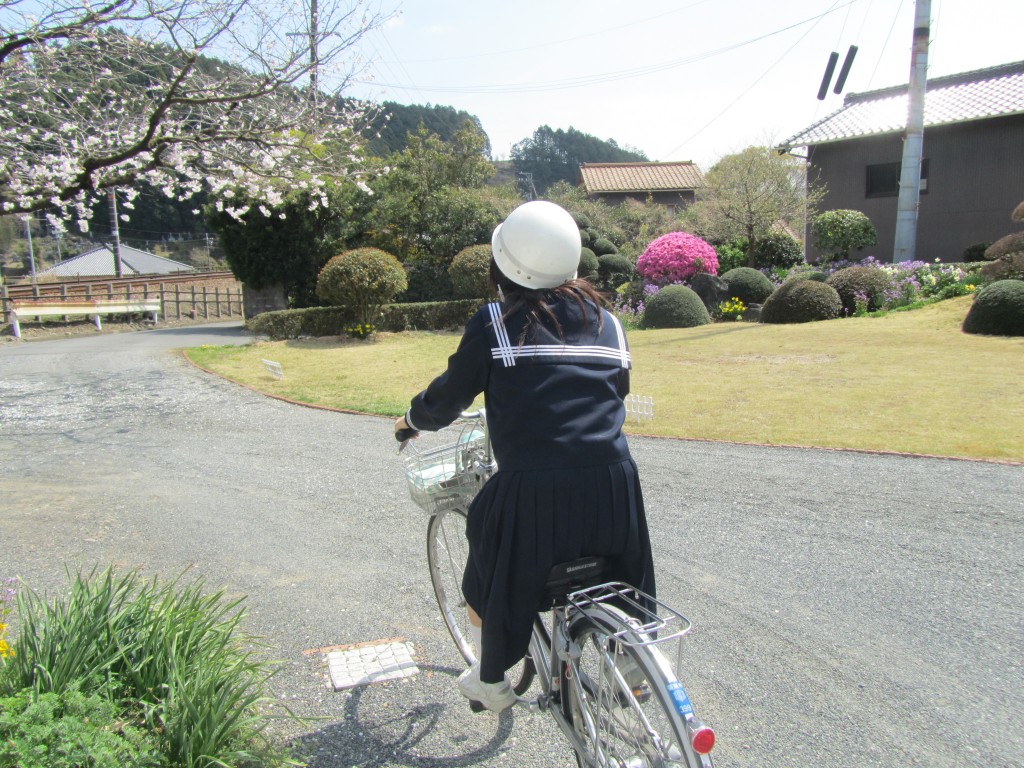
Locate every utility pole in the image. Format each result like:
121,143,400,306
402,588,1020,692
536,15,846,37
893,0,931,263
108,188,124,278
309,0,319,114
23,215,37,282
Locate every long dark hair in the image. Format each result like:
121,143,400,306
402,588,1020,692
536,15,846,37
488,259,607,344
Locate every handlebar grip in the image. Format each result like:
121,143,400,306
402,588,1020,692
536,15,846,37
395,426,419,442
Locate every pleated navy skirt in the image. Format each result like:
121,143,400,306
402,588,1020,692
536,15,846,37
461,457,656,684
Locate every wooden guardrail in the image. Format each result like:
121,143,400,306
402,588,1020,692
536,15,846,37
2,276,244,336
7,298,162,339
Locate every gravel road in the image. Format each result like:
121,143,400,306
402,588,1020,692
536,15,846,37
1,322,1021,768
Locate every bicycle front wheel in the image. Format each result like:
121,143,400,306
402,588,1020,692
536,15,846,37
426,508,534,695
564,606,712,767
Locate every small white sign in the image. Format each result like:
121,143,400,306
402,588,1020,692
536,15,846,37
261,359,283,379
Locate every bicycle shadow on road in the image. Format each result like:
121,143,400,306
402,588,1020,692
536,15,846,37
289,663,518,768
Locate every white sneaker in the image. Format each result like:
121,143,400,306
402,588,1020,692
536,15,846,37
457,664,516,712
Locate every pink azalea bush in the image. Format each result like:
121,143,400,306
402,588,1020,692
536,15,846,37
637,232,719,285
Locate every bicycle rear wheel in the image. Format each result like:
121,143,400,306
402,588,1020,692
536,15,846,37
564,606,713,767
426,508,534,695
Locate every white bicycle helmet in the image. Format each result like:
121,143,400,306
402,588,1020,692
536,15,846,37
491,201,581,289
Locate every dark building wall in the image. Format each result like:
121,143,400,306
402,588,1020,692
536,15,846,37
807,114,1024,262
587,190,696,209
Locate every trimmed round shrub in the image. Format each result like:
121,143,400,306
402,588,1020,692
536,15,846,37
825,266,891,315
785,269,827,283
962,279,1024,336
591,237,618,256
317,247,407,326
642,285,711,329
449,244,493,299
572,212,593,230
638,231,719,285
811,209,878,261
720,267,775,305
578,247,599,279
579,229,592,247
752,231,804,269
761,280,843,324
598,253,632,280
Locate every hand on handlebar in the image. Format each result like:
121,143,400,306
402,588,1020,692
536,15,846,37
394,416,419,451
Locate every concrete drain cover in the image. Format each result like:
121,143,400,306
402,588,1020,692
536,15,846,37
327,640,419,691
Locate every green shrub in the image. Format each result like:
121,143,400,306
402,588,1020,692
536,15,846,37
591,237,618,256
449,244,493,299
811,209,878,261
248,306,352,339
714,239,747,273
0,688,163,768
401,259,454,303
579,229,592,247
598,253,632,279
248,300,483,339
720,267,775,304
642,285,711,329
578,247,599,279
316,247,408,326
963,242,991,261
752,231,804,269
761,280,843,324
572,212,593,230
962,279,1024,336
826,266,891,315
785,269,827,283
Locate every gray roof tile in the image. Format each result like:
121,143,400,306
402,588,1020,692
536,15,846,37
782,60,1024,147
39,245,196,278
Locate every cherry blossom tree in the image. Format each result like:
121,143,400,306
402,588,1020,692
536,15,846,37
0,0,389,231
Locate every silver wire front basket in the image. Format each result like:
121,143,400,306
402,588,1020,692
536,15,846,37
404,424,488,514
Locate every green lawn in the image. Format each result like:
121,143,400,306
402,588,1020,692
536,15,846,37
185,296,1024,462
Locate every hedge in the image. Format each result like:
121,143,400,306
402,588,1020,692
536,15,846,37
247,299,484,340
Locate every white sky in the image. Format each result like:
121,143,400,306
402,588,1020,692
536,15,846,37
346,0,1023,169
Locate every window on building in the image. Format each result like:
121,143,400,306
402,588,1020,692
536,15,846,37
866,159,929,198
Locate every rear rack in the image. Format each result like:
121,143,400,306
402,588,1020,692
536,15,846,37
567,582,692,646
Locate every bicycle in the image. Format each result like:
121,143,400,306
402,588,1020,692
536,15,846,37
401,409,717,768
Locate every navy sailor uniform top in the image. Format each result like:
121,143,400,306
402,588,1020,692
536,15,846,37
406,296,632,471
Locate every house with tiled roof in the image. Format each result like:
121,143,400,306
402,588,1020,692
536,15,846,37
579,161,705,210
36,244,196,279
780,60,1024,263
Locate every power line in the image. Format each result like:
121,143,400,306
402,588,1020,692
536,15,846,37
356,2,859,96
657,0,847,159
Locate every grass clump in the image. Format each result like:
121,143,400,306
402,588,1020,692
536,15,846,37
0,567,297,768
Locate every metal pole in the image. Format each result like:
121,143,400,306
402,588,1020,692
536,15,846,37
109,188,124,278
23,215,37,281
310,0,319,113
892,0,931,263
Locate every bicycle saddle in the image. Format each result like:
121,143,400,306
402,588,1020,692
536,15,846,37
540,556,610,609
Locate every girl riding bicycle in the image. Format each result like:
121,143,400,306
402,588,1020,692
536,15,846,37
395,200,656,712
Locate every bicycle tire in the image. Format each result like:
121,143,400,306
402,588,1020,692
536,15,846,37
426,508,534,695
564,606,713,768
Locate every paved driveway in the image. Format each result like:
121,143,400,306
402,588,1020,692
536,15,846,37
1,323,1021,767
